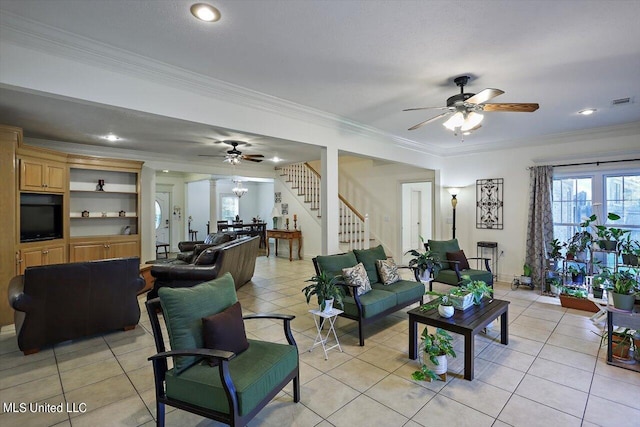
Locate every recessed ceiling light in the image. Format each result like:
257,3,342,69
162,170,169,173
578,108,597,116
190,3,221,22
103,134,119,141
272,156,281,163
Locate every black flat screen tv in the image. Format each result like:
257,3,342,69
20,193,63,242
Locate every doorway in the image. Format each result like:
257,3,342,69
401,182,433,264
155,192,171,245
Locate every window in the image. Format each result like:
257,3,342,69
552,170,640,245
552,177,592,244
605,174,640,241
220,194,239,221
154,200,162,229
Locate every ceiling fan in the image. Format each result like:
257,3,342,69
199,141,264,165
404,76,539,135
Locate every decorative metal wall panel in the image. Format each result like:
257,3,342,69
476,178,504,229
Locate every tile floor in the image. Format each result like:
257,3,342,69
1,255,639,427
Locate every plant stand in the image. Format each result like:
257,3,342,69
308,308,343,360
606,306,640,372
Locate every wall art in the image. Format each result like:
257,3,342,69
476,178,504,229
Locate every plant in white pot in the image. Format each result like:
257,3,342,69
412,327,457,382
405,248,442,282
302,271,345,313
422,292,454,318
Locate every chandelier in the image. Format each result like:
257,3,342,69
232,180,248,198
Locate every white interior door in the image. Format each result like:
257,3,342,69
401,182,433,264
155,192,171,244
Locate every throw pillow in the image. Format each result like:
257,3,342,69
342,262,371,296
376,258,401,285
202,301,249,366
353,245,387,284
158,272,238,373
194,248,218,265
446,250,470,270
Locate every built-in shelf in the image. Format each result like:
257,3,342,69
70,190,137,195
70,212,137,218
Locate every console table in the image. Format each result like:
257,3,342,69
266,229,302,261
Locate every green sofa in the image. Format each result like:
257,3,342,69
426,238,493,290
313,245,425,346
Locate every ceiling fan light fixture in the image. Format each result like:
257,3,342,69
578,108,597,116
190,3,221,22
461,112,484,131
443,112,465,131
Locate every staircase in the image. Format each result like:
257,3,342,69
278,163,370,250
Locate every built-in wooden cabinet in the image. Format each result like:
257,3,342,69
1,125,144,327
19,157,66,193
18,242,66,274
69,236,139,262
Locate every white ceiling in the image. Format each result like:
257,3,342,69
1,0,639,161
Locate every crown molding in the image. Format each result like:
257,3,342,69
0,11,436,156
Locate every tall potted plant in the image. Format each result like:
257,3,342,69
302,271,345,313
412,327,457,382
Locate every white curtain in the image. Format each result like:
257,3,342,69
525,166,554,291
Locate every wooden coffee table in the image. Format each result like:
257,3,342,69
408,299,509,380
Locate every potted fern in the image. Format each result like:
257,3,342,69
302,271,345,313
406,248,442,282
412,327,457,382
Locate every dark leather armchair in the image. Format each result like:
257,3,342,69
175,232,236,263
149,236,260,299
8,257,144,355
425,239,493,290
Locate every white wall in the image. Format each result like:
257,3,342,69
155,173,187,251
440,126,640,281
186,180,210,239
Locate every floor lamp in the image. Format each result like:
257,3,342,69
447,188,460,239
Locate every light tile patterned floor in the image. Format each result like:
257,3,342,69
1,255,639,426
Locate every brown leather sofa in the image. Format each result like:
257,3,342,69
8,257,145,355
148,235,260,299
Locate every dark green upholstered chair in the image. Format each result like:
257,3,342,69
426,239,493,290
146,272,299,427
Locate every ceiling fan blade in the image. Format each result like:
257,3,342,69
242,154,264,158
465,88,504,105
483,103,539,112
403,106,449,112
243,157,263,163
408,112,451,130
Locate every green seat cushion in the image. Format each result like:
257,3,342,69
353,245,387,284
159,272,238,373
342,289,397,318
315,252,358,278
427,239,460,270
165,339,297,416
434,269,493,286
370,280,425,305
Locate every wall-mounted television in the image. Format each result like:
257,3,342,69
20,193,63,242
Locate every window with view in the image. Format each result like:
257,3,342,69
220,194,239,221
552,171,640,253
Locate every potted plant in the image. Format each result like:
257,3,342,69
591,267,612,299
421,291,454,318
619,235,640,266
595,328,635,361
521,264,533,286
558,285,600,312
546,277,562,296
594,212,629,251
406,248,442,282
610,270,638,311
412,327,457,382
547,239,565,269
567,264,586,286
302,271,345,313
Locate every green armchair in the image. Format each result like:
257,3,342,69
426,239,493,290
146,272,299,427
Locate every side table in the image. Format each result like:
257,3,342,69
309,308,343,360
